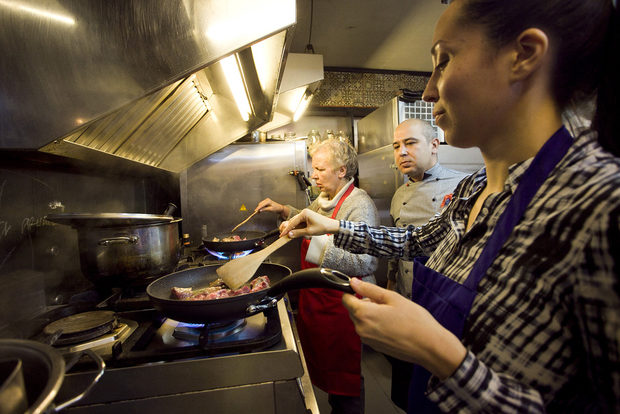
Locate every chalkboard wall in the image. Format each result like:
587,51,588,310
0,152,180,338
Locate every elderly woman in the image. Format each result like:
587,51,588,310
255,138,378,414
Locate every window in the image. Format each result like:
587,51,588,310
400,100,445,142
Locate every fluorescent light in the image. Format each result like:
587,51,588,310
293,90,313,122
221,55,252,122
251,38,272,93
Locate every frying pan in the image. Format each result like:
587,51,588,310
146,263,354,323
202,229,280,253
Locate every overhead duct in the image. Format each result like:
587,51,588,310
0,0,296,172
257,53,324,132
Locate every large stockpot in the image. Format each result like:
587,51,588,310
46,213,182,287
0,339,104,414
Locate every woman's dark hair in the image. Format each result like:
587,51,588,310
455,0,620,155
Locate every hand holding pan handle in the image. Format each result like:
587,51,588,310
247,268,354,314
266,267,355,297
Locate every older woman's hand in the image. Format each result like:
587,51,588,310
279,208,340,238
255,198,289,220
343,278,467,381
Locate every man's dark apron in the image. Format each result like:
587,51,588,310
407,127,572,413
296,182,363,396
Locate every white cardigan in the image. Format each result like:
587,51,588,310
286,181,379,282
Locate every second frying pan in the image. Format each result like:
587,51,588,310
202,229,279,252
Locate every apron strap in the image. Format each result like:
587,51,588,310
301,182,355,268
465,126,573,289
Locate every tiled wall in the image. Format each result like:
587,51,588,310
315,69,430,108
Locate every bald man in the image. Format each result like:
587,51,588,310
387,118,467,410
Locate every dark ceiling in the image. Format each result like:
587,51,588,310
288,0,448,72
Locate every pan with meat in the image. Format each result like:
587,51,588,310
146,263,353,323
201,229,279,253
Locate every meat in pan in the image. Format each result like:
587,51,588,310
171,275,270,301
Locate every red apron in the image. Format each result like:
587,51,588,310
296,183,362,396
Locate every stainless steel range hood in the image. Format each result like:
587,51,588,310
0,0,296,172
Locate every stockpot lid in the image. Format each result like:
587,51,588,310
45,213,176,228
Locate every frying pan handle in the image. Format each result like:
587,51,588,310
267,268,355,297
263,228,281,239
254,228,281,247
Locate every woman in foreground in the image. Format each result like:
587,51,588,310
280,0,620,412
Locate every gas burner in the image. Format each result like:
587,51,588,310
204,247,254,260
53,319,138,358
152,307,282,356
41,310,138,359
44,310,118,345
172,319,247,342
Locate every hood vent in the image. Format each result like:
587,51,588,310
1,0,296,172
53,77,208,168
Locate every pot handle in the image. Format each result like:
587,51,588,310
267,267,355,297
54,350,105,412
98,235,139,246
163,202,177,216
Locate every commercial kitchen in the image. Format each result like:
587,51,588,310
0,1,487,412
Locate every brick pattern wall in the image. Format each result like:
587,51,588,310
315,69,430,108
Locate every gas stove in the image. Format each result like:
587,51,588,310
54,301,309,413
28,249,316,413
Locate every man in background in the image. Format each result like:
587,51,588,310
387,118,467,410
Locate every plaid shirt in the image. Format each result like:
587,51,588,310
335,130,620,413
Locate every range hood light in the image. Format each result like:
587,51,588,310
0,0,75,25
221,54,252,122
293,90,313,122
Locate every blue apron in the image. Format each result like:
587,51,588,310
407,127,573,413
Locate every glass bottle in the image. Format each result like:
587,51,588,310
307,129,321,152
336,130,350,145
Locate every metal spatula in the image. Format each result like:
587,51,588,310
216,236,293,289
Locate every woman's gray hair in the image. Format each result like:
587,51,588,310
311,138,358,179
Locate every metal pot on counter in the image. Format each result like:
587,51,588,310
46,204,182,287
